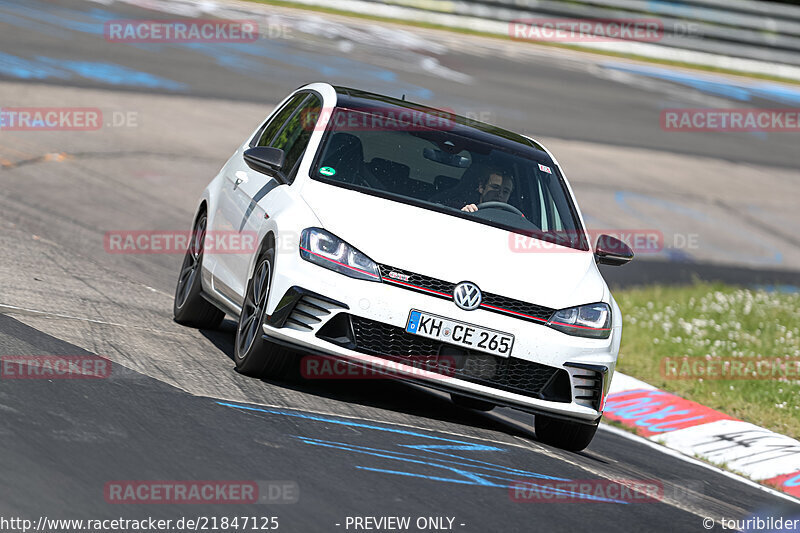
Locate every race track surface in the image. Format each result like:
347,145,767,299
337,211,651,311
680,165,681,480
0,1,798,531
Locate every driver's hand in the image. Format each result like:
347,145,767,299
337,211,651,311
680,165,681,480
461,204,478,213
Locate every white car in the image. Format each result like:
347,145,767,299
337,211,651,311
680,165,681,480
173,82,633,451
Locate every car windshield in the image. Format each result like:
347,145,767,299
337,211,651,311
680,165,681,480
311,107,587,250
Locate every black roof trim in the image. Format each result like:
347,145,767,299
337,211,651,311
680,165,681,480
331,85,552,161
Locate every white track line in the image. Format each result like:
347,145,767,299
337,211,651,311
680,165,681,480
0,303,196,336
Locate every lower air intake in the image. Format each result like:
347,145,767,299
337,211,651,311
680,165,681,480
318,313,571,403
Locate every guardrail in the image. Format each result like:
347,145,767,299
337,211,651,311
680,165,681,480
363,0,800,67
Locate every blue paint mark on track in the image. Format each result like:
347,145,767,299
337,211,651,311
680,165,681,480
217,400,502,450
603,62,800,105
217,401,629,503
36,56,186,90
0,51,185,90
180,42,433,100
0,0,433,99
0,52,69,80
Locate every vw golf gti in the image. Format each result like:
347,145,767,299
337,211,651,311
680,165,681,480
173,83,633,451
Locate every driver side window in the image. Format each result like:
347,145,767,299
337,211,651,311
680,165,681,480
269,94,322,182
253,93,306,148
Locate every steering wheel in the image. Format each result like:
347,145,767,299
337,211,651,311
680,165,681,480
476,201,525,217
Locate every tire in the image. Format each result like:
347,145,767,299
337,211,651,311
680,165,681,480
450,393,495,412
234,247,297,379
534,414,599,452
173,212,225,329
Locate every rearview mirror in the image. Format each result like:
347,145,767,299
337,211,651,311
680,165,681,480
243,147,285,177
422,148,470,168
595,235,634,266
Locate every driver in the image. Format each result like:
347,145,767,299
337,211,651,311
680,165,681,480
461,170,514,212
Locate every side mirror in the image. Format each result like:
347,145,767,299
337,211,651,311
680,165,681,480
243,147,285,179
595,234,634,266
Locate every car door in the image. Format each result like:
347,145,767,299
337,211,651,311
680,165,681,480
209,93,307,305
213,92,322,306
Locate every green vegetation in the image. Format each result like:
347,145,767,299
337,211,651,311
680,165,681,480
615,283,800,438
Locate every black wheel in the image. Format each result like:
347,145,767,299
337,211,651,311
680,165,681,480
534,414,599,452
450,393,495,412
234,247,297,379
173,213,225,328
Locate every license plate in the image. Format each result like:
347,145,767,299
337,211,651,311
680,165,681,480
405,310,514,358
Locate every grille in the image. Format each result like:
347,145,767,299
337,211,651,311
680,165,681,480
480,294,556,323
378,264,455,297
378,263,555,324
348,315,570,402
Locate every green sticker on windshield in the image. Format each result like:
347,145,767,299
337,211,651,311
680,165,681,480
319,166,336,176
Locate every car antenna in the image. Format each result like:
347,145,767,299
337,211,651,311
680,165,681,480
401,94,406,101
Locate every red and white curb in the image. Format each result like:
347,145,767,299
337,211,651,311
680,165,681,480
606,373,800,499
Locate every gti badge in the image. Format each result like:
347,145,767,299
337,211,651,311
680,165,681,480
453,281,482,311
387,271,411,282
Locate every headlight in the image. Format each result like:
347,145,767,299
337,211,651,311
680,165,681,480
299,228,381,282
547,303,611,339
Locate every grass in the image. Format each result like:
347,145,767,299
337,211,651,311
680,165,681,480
247,0,800,86
615,283,800,439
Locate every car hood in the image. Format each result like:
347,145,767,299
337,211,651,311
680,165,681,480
300,180,606,310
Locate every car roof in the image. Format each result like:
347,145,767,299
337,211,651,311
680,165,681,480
331,85,553,163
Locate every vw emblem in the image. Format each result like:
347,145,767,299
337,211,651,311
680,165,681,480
453,282,482,311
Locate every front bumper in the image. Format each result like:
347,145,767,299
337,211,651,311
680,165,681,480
263,250,618,424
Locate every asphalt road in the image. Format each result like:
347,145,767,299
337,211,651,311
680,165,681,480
0,0,799,531
2,0,799,275
0,312,781,532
